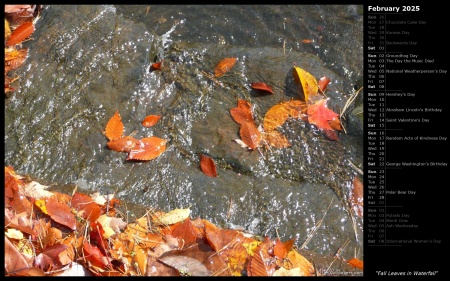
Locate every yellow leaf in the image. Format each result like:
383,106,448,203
243,241,261,256
35,199,48,214
285,250,315,276
156,207,191,225
292,66,318,103
5,228,24,240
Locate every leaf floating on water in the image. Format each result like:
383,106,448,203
127,137,167,161
292,66,318,103
6,21,35,46
306,99,339,131
199,154,217,177
104,110,124,141
240,121,262,150
250,82,274,95
107,136,140,153
214,57,237,77
141,115,162,128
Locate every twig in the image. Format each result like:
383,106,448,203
348,160,363,176
339,86,363,133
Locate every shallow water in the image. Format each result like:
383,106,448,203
5,5,363,261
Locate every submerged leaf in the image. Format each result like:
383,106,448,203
104,110,124,141
214,57,237,77
250,82,274,94
199,154,217,177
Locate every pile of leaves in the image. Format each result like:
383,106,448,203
4,5,42,96
5,166,324,276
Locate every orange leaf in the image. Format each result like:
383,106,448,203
141,115,162,128
71,193,101,224
292,66,318,103
107,136,139,152
247,237,276,276
263,130,290,148
199,154,217,177
104,110,124,141
273,238,287,260
82,241,108,269
214,57,237,77
306,99,339,131
127,136,167,161
263,103,290,132
45,197,77,230
6,21,35,46
239,121,262,150
230,100,253,125
347,257,363,269
171,219,200,248
250,82,274,95
150,60,163,71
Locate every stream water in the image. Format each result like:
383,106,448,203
5,5,364,261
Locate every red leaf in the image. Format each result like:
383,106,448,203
104,110,124,141
107,136,139,152
239,121,262,150
6,21,35,46
45,197,77,230
141,115,162,127
273,238,287,260
230,100,253,125
150,60,164,71
200,154,217,177
350,176,363,217
306,99,339,131
71,193,101,224
318,76,330,93
82,241,108,269
127,136,167,161
250,82,274,94
214,57,237,77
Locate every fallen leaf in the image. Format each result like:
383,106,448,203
127,137,167,161
247,237,276,276
104,110,124,141
263,130,290,148
214,57,237,77
4,236,32,275
250,82,274,94
318,76,330,93
45,197,77,230
159,253,210,276
107,136,139,153
306,99,339,131
292,66,318,103
284,250,315,276
6,21,35,46
141,115,162,128
71,193,101,224
155,208,191,225
350,176,363,217
199,154,217,177
230,100,253,125
150,60,163,71
301,39,313,44
239,121,262,150
262,103,290,133
347,257,363,269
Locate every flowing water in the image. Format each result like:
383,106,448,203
5,5,364,261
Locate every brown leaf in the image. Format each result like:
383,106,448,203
247,237,276,276
172,219,200,248
239,121,262,150
5,48,28,72
34,244,68,271
214,57,237,77
350,176,363,217
71,193,101,224
4,236,31,275
107,136,139,153
285,250,315,276
199,154,217,177
318,76,330,93
104,110,124,141
141,115,162,127
250,82,274,94
6,21,35,46
230,100,253,125
273,238,287,260
45,197,77,230
292,66,318,103
127,137,167,161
